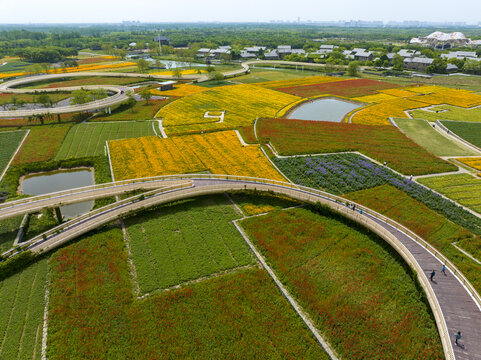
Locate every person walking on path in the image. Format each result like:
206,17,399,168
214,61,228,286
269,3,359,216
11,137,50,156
442,264,446,276
430,270,435,282
455,331,462,345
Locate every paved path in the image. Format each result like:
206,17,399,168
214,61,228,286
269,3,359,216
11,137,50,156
6,174,481,360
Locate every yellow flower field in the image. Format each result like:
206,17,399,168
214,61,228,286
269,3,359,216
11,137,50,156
150,84,209,97
351,85,481,125
0,61,137,79
456,157,481,171
108,130,285,181
150,69,207,76
156,83,300,135
254,76,344,89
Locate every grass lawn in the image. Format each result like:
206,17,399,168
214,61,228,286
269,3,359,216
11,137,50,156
18,76,151,89
418,173,481,214
410,104,481,123
13,124,71,164
0,216,23,253
0,258,49,360
240,207,443,359
441,121,481,148
125,195,254,294
235,68,328,84
0,130,27,175
55,121,156,159
47,227,329,359
0,93,71,104
393,118,477,156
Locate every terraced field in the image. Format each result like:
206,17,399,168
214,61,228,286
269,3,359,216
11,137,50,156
0,259,48,360
125,195,254,293
418,173,481,214
55,121,156,159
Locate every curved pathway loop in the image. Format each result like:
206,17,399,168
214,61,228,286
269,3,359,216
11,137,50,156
3,174,481,360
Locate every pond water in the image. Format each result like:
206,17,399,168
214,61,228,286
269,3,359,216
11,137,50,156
21,169,94,220
287,98,362,122
126,56,206,69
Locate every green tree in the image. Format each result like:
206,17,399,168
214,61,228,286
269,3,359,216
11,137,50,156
71,89,91,105
347,61,359,76
139,89,152,104
392,54,404,70
90,89,108,100
172,68,183,79
137,59,150,73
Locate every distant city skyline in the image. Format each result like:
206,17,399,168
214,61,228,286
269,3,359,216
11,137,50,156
1,0,481,24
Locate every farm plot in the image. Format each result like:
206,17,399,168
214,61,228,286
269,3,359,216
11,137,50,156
109,130,285,181
411,105,481,123
275,78,398,98
47,228,329,359
273,153,481,235
125,195,254,293
0,216,22,253
13,124,71,164
393,118,477,156
55,121,155,159
346,184,481,291
240,207,443,359
20,76,149,89
156,83,300,135
0,259,48,360
418,174,481,214
457,157,481,172
92,99,170,122
0,130,27,176
253,75,342,89
257,118,456,176
441,121,481,148
150,83,208,97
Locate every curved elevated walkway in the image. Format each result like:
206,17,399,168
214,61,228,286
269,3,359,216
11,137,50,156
4,174,481,360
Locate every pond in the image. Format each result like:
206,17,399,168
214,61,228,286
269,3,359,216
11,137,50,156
286,98,362,122
21,169,94,220
126,56,206,69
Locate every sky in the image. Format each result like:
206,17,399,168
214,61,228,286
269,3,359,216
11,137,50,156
0,0,480,24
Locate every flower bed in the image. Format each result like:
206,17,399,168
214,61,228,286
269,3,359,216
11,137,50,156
108,130,285,181
257,118,457,176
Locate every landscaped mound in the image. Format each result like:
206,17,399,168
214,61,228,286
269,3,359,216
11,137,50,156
257,118,456,175
441,121,481,148
274,78,399,98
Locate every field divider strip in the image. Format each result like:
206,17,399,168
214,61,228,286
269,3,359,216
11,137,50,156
232,219,339,360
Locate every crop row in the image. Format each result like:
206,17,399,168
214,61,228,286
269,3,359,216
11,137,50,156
274,153,481,235
257,118,456,175
47,227,328,359
240,207,443,359
411,106,481,123
442,121,481,148
0,131,26,175
418,174,481,214
457,157,481,171
55,121,155,159
125,195,253,293
109,130,285,181
0,259,48,359
0,216,23,253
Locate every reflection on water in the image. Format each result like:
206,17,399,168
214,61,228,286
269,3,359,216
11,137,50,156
287,98,362,122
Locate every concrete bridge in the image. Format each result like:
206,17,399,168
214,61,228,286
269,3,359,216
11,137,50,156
3,174,481,360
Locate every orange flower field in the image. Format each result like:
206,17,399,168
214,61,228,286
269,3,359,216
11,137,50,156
456,157,481,171
108,130,285,181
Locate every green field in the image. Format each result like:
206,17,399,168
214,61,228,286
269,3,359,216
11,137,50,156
240,207,443,359
0,216,22,253
409,104,481,123
55,121,156,159
418,173,481,214
0,259,48,360
236,68,326,84
91,99,169,121
125,195,254,293
441,121,481,148
394,118,477,156
47,227,329,359
0,131,26,176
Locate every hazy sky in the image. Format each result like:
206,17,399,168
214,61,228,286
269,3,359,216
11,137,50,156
1,0,480,24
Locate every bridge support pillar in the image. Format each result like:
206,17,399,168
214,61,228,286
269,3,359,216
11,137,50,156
54,207,63,224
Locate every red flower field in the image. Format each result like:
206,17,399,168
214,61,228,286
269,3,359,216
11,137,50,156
275,78,400,98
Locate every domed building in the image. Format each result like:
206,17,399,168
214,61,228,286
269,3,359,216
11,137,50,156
410,31,471,48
